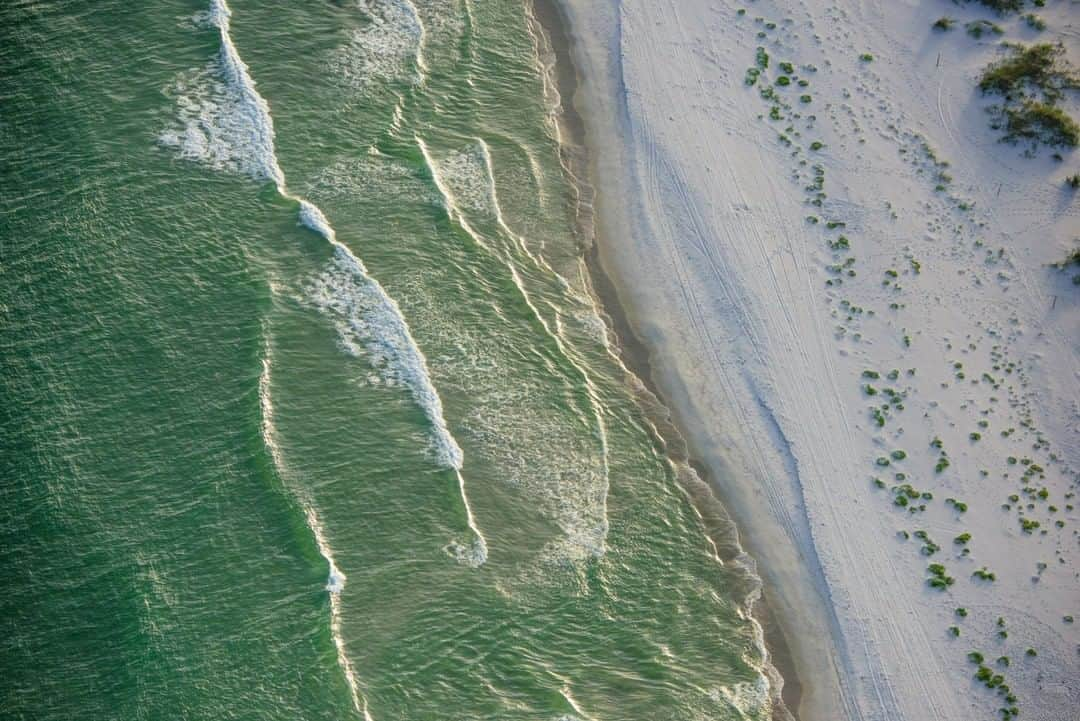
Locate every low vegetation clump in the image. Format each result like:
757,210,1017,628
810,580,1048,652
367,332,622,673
978,44,1077,101
979,43,1079,148
967,20,1004,39
994,101,1080,147
927,563,955,589
962,0,1023,13
1023,14,1046,31
933,17,955,31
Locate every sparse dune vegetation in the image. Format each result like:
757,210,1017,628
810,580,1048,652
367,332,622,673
563,0,1080,718
979,42,1079,148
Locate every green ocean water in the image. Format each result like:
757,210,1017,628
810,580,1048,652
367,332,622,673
0,1,771,719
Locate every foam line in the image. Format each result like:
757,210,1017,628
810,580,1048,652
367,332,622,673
399,0,430,80
305,506,374,721
205,0,285,189
418,134,611,558
201,2,469,478
259,346,372,720
198,0,488,711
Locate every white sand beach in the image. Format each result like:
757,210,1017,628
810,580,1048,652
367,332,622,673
557,0,1080,718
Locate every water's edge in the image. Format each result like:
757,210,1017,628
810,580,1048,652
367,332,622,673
532,1,802,718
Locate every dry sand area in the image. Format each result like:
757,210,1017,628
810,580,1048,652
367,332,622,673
560,0,1079,718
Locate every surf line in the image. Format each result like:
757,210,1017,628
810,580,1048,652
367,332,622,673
205,0,487,564
417,134,611,556
259,346,372,721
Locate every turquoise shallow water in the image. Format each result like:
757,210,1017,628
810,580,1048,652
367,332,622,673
1,1,771,718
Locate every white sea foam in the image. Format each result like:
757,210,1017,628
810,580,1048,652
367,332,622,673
298,200,337,242
713,675,771,720
166,0,473,486
260,345,370,719
174,3,484,713
160,2,283,187
306,507,374,721
308,248,464,469
258,354,284,471
419,135,611,562
424,142,497,217
331,0,426,89
307,251,490,565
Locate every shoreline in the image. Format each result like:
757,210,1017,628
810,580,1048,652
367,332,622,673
532,1,804,718
538,1,1079,720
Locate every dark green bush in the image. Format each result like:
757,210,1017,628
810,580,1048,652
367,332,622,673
995,100,1080,147
963,0,1023,13
979,43,1078,103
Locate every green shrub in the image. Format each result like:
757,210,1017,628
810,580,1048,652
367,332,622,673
933,17,955,31
995,100,1080,147
979,43,1078,103
963,0,1023,13
967,20,1004,39
968,651,985,664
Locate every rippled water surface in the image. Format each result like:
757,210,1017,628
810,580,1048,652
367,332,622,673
1,1,771,718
